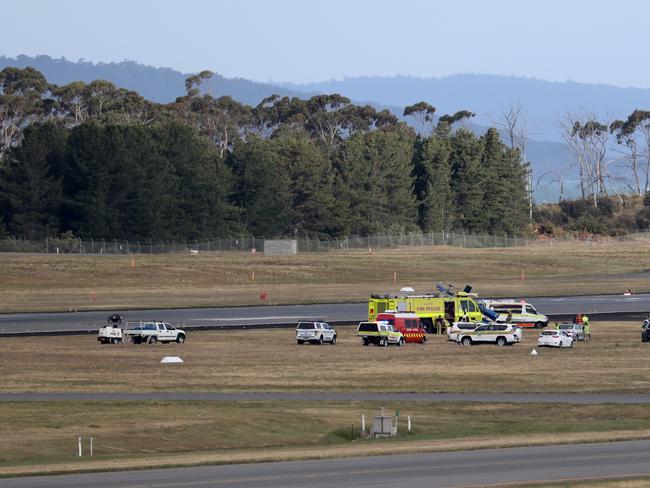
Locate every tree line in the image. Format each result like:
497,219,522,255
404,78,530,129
0,67,531,240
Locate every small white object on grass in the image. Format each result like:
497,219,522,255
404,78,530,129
161,356,184,363
530,349,538,356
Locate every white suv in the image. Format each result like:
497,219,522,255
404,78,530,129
296,321,337,345
456,323,522,346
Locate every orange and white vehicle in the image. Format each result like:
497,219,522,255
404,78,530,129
375,311,427,344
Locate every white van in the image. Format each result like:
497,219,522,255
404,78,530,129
485,300,548,329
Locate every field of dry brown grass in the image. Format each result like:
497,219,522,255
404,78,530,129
3,401,650,476
1,240,650,312
0,321,647,394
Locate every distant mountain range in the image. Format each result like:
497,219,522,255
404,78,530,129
283,75,650,143
13,54,650,200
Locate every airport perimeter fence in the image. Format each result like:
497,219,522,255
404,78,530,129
2,230,650,255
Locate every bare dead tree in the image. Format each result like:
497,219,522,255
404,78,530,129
494,103,533,219
561,112,614,207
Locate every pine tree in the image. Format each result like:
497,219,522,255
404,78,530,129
335,125,417,234
0,123,67,239
228,136,293,237
450,129,484,232
414,134,454,231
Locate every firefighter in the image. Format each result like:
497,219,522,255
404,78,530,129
582,314,589,328
583,322,591,342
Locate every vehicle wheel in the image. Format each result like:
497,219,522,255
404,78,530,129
381,337,387,347
111,338,118,344
331,335,337,345
398,338,405,347
496,337,507,347
176,335,185,344
297,339,304,345
317,335,323,345
421,336,427,344
535,322,544,329
461,336,472,347
149,336,157,344
133,337,142,344
362,338,369,346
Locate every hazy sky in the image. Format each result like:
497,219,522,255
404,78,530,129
3,0,650,87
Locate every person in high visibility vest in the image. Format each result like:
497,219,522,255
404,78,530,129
582,315,590,342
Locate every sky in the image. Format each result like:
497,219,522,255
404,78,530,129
3,0,650,87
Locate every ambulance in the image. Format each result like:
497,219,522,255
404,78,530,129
484,300,549,328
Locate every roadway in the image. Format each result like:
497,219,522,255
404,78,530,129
1,293,650,335
5,392,650,403
4,439,650,487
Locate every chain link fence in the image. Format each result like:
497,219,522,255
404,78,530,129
0,231,647,254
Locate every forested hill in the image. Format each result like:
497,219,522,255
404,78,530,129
0,55,306,104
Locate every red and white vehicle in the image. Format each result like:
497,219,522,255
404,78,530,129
375,311,427,344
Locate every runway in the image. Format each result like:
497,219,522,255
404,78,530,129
1,293,649,335
4,439,650,487
4,391,650,403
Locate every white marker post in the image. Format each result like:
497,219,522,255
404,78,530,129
361,414,365,432
408,416,412,432
78,437,82,457
90,437,93,456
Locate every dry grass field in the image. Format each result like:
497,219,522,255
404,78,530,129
2,321,650,476
0,321,647,394
1,240,650,313
3,401,650,474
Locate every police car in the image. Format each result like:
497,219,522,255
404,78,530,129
447,321,484,342
456,323,522,346
357,321,405,347
485,300,549,328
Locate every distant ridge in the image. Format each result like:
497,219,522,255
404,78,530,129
283,74,650,142
0,54,305,104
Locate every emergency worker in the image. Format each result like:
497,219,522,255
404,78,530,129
583,322,591,342
582,314,589,328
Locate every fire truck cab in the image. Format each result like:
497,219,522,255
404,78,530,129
375,311,427,344
368,291,483,334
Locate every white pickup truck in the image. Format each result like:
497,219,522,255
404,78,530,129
98,315,186,344
122,321,187,344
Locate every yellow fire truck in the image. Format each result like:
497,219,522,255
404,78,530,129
368,285,487,334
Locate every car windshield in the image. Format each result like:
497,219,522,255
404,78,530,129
358,322,377,332
297,323,316,329
542,330,557,336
